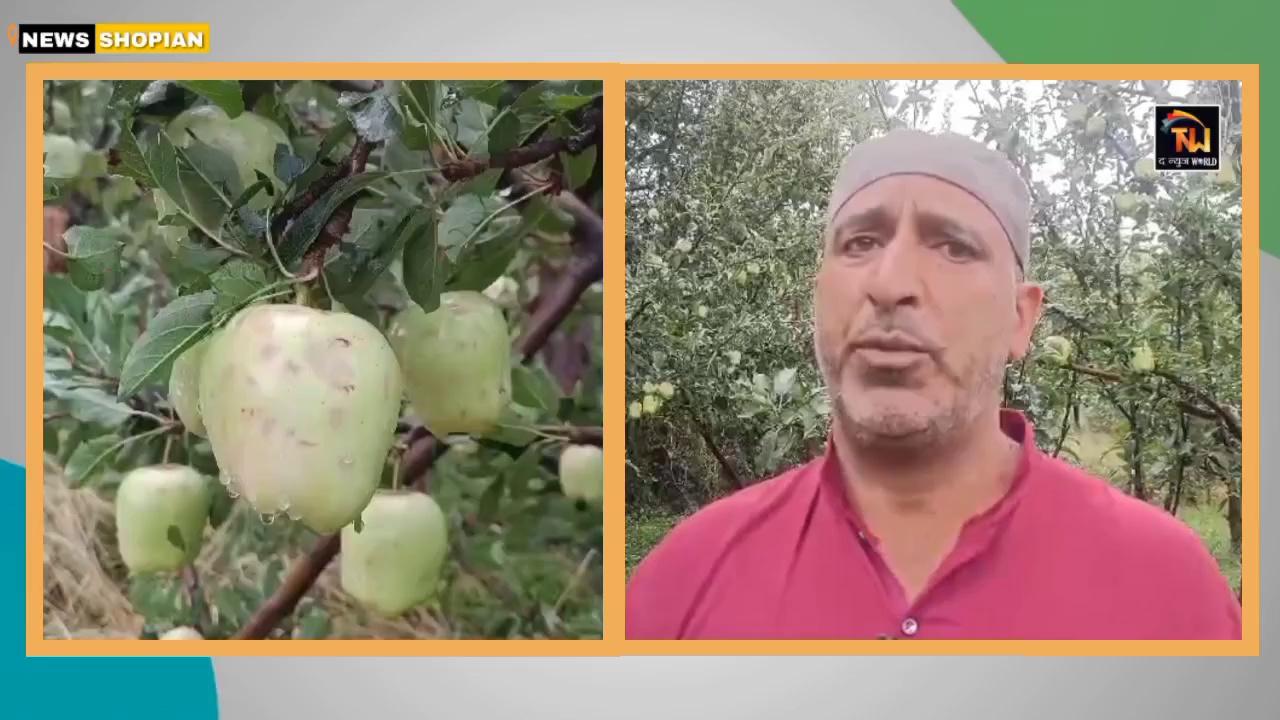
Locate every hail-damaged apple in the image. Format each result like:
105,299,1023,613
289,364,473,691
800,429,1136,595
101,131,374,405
340,491,449,616
169,336,211,437
388,291,512,437
559,444,604,503
115,464,212,574
198,303,404,534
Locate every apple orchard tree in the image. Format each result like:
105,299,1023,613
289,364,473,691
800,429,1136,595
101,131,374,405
43,80,605,639
625,80,1242,593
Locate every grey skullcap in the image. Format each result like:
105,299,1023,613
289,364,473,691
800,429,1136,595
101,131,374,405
825,129,1032,272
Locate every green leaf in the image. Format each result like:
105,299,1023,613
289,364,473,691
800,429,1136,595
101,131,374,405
62,386,136,428
176,135,243,203
452,81,506,107
488,111,523,155
282,119,353,198
339,87,401,143
65,435,125,487
329,212,417,299
456,99,494,155
44,276,92,346
452,168,503,198
353,515,364,534
502,444,544,498
44,178,61,201
109,80,150,119
210,259,270,315
63,226,124,291
403,214,448,314
166,524,188,553
273,143,306,186
176,80,245,118
446,233,519,293
521,195,574,234
153,225,233,289
147,131,232,240
117,291,218,399
513,81,601,112
480,411,539,447
545,94,596,112
110,125,151,186
478,475,506,523
296,606,332,639
398,81,440,152
438,194,513,255
512,365,561,415
773,367,797,398
561,145,597,191
276,172,389,266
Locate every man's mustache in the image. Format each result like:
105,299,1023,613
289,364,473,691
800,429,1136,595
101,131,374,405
840,318,944,359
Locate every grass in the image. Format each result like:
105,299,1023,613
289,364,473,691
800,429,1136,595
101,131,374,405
1061,420,1241,595
1178,502,1242,596
626,510,686,577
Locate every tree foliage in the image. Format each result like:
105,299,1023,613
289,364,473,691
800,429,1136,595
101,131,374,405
625,79,1242,590
43,78,604,639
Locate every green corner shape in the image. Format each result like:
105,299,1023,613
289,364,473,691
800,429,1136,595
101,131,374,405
952,0,1270,256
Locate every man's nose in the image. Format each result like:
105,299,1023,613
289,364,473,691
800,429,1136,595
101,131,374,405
863,222,923,309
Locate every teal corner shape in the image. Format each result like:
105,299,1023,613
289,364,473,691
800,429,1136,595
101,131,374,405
5,460,219,718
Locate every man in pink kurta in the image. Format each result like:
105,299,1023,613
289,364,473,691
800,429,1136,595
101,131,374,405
626,129,1241,640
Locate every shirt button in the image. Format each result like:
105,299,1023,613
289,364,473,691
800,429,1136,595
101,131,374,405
901,618,919,636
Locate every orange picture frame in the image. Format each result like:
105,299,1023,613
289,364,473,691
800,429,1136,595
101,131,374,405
27,61,1259,657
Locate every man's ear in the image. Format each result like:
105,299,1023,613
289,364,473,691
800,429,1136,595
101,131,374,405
1008,281,1045,362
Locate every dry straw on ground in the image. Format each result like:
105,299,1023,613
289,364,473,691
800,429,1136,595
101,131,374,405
43,460,449,640
42,461,143,639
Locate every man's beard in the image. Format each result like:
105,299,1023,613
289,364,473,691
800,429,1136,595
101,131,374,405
815,326,1006,455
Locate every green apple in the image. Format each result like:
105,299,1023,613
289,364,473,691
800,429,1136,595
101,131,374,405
1042,335,1073,365
159,626,204,640
559,444,604,502
43,133,87,179
198,303,404,534
1130,343,1155,373
388,291,512,437
1113,192,1141,214
165,105,290,210
51,99,72,130
115,464,212,574
340,491,448,617
169,336,212,437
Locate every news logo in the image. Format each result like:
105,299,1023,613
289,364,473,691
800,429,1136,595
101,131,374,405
8,23,209,54
1154,104,1220,171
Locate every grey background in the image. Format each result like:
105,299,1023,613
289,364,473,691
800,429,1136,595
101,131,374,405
13,1,1268,718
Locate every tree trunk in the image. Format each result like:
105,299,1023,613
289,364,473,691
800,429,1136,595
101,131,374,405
1226,476,1242,554
1130,404,1147,501
1167,448,1185,514
43,205,70,274
687,412,743,491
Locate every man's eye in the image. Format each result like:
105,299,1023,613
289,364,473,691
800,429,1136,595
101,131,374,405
838,234,878,255
941,239,978,260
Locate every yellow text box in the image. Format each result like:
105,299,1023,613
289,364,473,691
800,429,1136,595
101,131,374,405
95,24,209,53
